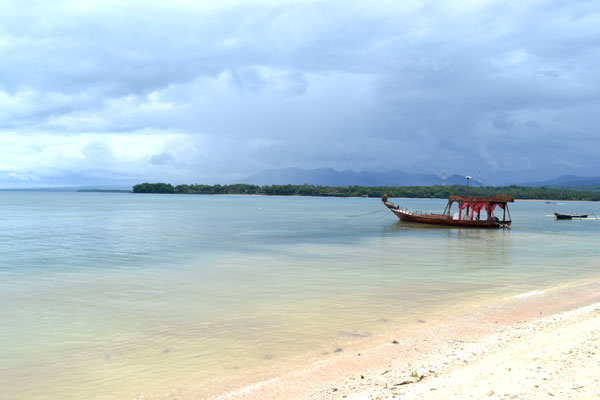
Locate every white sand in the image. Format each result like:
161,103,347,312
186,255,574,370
151,287,600,400
312,304,600,400
205,299,600,400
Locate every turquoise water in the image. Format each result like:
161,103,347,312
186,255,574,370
1,193,599,399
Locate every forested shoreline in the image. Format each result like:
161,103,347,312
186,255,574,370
132,182,600,201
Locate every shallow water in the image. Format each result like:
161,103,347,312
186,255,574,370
0,193,599,399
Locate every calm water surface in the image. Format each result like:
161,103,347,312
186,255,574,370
0,193,599,399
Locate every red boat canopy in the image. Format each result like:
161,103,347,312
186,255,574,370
448,195,514,204
446,195,513,221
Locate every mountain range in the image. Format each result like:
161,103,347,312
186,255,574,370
520,175,600,187
240,168,471,187
239,168,600,188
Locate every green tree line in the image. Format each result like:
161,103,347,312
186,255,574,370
132,182,600,201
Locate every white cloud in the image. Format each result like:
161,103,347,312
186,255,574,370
0,132,194,182
0,0,599,185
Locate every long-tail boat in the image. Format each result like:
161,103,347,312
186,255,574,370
554,212,588,220
381,194,514,228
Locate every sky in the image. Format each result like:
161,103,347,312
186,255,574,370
1,0,599,187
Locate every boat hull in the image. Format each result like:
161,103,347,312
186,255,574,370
389,209,509,228
554,213,588,220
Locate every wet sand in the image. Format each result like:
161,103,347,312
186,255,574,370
145,281,600,399
316,302,600,400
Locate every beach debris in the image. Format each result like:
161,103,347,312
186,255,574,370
393,375,425,386
162,349,171,354
393,372,427,386
263,354,274,360
360,375,364,379
335,348,343,353
418,320,426,323
392,340,399,344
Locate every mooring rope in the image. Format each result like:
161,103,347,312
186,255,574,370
348,209,389,218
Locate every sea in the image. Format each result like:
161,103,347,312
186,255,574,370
1,192,599,399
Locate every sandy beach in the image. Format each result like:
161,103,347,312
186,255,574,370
200,283,600,400
319,303,600,400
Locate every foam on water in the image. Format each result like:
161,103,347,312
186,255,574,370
513,290,546,298
215,377,280,400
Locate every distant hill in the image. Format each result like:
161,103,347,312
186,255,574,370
239,167,457,186
0,185,133,192
240,169,600,188
521,175,600,188
446,174,470,186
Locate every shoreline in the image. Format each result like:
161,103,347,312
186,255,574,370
146,279,600,399
131,192,600,202
131,182,600,202
315,301,600,400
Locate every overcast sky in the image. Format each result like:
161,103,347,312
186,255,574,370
1,0,599,186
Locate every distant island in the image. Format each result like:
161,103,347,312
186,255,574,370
132,183,600,201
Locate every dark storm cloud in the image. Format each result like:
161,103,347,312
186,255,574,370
0,0,599,185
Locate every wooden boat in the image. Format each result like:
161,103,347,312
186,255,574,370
554,212,588,220
381,194,514,228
